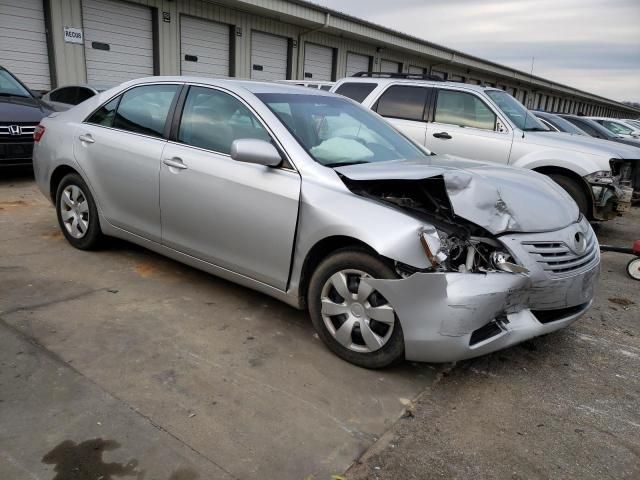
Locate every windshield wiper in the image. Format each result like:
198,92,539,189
324,160,370,168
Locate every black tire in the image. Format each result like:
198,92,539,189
55,173,103,250
308,248,405,369
548,174,590,217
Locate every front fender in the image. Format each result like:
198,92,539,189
509,146,611,177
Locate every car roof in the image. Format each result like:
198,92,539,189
334,76,500,93
118,76,336,96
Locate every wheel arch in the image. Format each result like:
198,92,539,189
297,235,384,309
50,164,81,203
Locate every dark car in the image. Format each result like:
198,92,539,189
0,66,54,167
559,114,640,149
533,111,589,136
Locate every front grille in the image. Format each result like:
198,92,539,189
532,302,590,324
521,226,598,277
0,123,38,140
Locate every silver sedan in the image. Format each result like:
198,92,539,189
33,77,599,368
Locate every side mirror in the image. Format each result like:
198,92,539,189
230,139,282,167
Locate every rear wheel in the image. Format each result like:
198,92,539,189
308,249,404,369
548,174,590,217
55,173,103,250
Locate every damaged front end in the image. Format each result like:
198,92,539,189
587,159,636,220
335,162,598,362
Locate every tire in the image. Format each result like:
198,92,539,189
547,174,590,217
627,258,640,281
308,249,404,369
55,173,103,250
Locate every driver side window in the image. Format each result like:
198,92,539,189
435,90,496,130
178,86,271,155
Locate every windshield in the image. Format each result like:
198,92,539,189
485,90,548,131
0,69,32,98
603,120,634,135
256,93,428,167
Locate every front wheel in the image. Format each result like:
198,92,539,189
307,249,404,369
547,174,590,217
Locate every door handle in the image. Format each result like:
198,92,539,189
433,132,452,140
78,133,95,143
163,157,188,170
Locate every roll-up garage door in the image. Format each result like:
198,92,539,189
303,43,333,81
82,0,154,85
381,60,401,74
251,31,288,81
345,52,370,77
180,16,230,78
0,0,50,90
408,65,424,75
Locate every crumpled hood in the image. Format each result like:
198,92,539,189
336,156,580,234
524,131,640,159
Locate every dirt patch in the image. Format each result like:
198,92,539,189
0,200,32,211
42,230,64,240
134,261,157,278
608,297,635,307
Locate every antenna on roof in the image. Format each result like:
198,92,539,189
522,56,535,138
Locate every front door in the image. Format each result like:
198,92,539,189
74,84,181,242
159,86,301,289
425,88,513,164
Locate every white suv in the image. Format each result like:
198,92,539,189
332,76,637,221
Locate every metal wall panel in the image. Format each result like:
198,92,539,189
180,16,230,77
250,30,288,81
0,0,51,90
82,0,154,85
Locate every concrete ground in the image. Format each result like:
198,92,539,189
1,169,638,479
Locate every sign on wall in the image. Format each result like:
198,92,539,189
63,27,84,44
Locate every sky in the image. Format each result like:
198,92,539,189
312,0,640,103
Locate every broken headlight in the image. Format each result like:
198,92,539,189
419,228,528,274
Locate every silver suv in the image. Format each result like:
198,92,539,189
332,76,636,221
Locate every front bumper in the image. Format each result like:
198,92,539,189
366,219,600,363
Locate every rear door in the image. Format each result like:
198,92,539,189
425,88,512,163
159,85,300,289
74,84,181,242
372,84,432,145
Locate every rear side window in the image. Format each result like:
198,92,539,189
76,87,95,103
178,86,270,155
375,86,429,121
435,90,496,130
49,87,77,104
568,118,600,137
86,96,120,126
113,84,179,137
334,82,377,103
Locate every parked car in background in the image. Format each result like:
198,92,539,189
41,84,110,111
589,117,640,139
276,80,334,91
33,77,599,368
533,111,589,136
0,65,54,167
560,115,640,148
332,75,634,221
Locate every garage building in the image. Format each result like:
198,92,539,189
1,0,637,118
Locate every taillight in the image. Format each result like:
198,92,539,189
34,125,45,142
